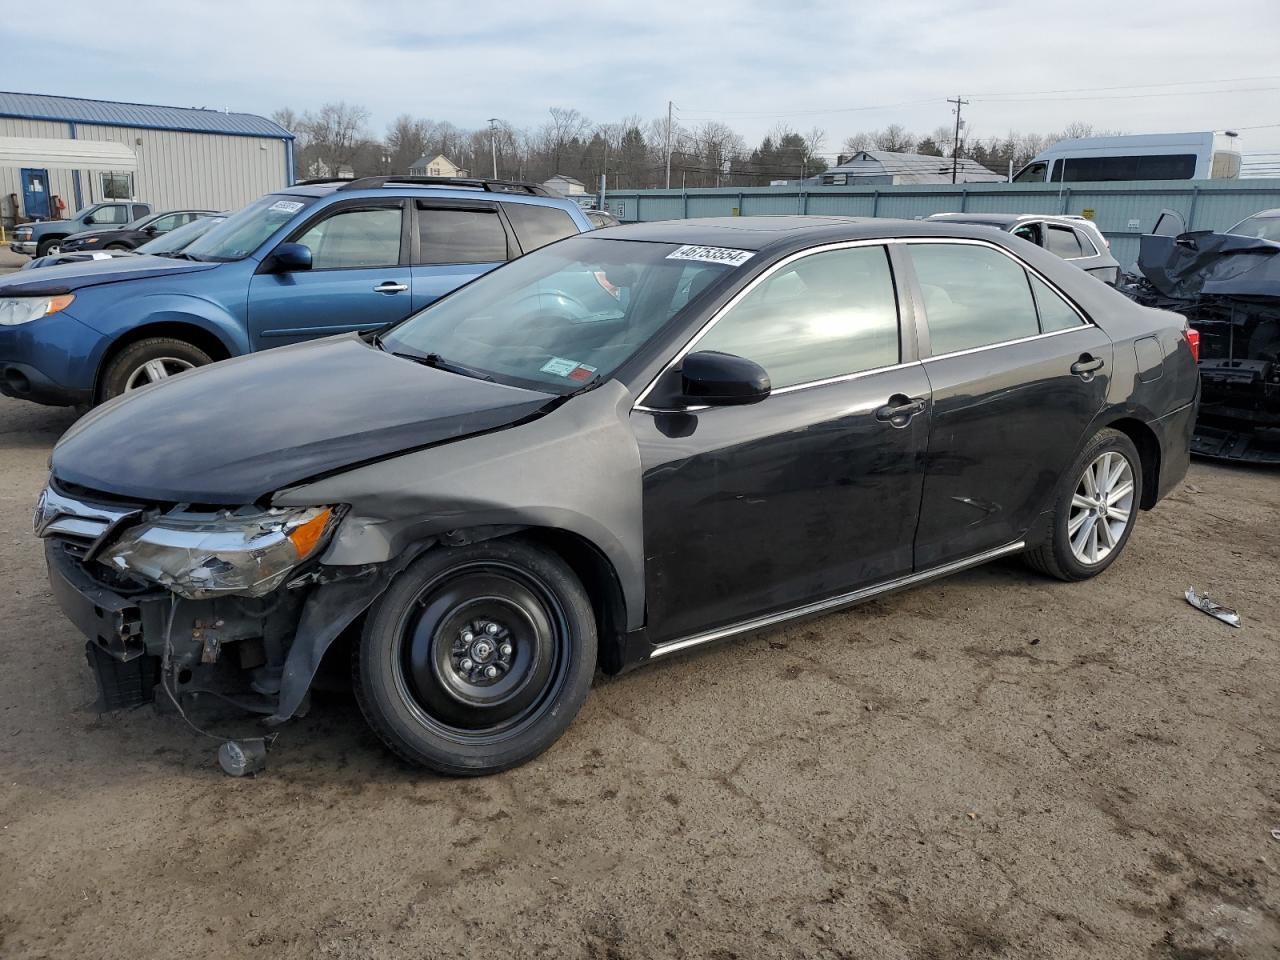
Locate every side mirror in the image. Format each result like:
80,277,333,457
270,242,312,272
82,216,96,225
681,350,770,406
143,224,160,235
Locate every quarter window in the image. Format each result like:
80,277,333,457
505,203,579,252
910,243,1039,355
1045,225,1084,258
1074,228,1099,256
416,205,507,264
1029,274,1084,333
693,245,900,389
295,205,402,269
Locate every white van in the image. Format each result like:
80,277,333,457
1012,132,1241,184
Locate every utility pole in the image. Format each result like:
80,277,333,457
948,96,969,184
487,118,499,179
665,100,673,189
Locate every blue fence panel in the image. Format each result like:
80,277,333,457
602,179,1280,272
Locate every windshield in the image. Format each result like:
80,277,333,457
137,215,225,255
1228,214,1280,242
182,194,317,261
379,236,743,392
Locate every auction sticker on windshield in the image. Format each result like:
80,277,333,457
269,200,305,214
541,357,597,381
666,245,754,267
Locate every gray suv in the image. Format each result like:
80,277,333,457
927,213,1121,284
10,201,151,257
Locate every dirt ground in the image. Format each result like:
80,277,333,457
0,390,1277,960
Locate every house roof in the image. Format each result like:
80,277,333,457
545,174,585,186
0,91,292,139
824,151,1005,184
409,154,458,169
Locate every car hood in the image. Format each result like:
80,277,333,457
0,254,218,294
52,334,558,503
63,226,135,244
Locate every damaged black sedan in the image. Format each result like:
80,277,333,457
38,217,1199,775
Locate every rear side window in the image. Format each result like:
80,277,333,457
416,205,507,264
1029,274,1085,333
694,245,900,388
910,243,1039,355
505,203,579,252
132,204,150,220
296,205,403,269
1046,225,1083,258
1074,228,1099,257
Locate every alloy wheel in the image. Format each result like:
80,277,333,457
124,357,196,390
1067,451,1135,565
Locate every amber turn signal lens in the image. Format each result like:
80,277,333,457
47,294,75,315
286,507,333,558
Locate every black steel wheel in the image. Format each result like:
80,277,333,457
354,539,597,775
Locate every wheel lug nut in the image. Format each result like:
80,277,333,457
499,643,512,657
462,631,474,643
460,658,474,671
484,665,498,679
486,622,500,636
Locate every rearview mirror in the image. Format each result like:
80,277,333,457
270,242,313,272
681,350,770,406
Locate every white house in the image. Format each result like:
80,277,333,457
409,154,466,178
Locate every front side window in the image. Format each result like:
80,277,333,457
694,246,900,389
1012,162,1047,183
506,202,579,252
147,213,185,234
1046,225,1084,258
183,194,319,262
93,204,132,225
380,236,742,393
295,205,403,269
910,243,1039,355
417,205,506,264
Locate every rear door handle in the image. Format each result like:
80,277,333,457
374,281,409,294
875,394,927,428
1070,354,1105,379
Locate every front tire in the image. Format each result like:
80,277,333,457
37,237,64,257
98,337,212,401
354,539,597,775
1024,428,1142,581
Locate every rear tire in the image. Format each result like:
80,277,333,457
1024,428,1142,582
98,337,211,402
354,539,597,775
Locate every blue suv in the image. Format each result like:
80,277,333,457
0,177,592,407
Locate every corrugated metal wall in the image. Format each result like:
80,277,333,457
0,116,290,223
602,180,1280,268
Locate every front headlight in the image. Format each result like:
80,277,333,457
98,505,339,599
0,294,75,326
79,237,101,246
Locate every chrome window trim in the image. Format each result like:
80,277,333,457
632,235,1092,413
650,539,1027,658
633,238,902,411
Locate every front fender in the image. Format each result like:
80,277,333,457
273,381,647,631
76,292,251,357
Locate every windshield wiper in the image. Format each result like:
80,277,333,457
165,251,204,261
389,349,496,382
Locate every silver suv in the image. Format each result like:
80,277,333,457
927,213,1121,285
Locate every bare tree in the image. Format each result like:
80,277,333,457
300,102,371,176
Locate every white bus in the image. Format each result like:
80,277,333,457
1012,132,1241,184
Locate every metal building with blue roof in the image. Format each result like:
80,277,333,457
0,91,294,226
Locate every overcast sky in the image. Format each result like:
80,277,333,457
10,1,1280,160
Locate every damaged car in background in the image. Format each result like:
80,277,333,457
36,216,1198,776
1121,209,1280,464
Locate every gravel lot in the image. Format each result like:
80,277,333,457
0,388,1277,959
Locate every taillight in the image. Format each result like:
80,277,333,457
1186,326,1200,363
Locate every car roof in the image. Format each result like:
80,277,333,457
927,212,1101,230
276,177,573,208
1241,208,1280,220
589,215,1032,253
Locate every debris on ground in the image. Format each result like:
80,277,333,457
1184,587,1242,628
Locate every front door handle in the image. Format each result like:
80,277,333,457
374,281,409,294
875,394,927,428
1070,354,1105,380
